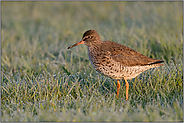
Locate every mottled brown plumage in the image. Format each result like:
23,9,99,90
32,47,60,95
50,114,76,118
68,29,164,100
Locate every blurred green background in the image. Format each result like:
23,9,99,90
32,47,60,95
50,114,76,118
1,1,183,122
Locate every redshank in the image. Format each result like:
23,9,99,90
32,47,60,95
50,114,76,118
67,29,164,100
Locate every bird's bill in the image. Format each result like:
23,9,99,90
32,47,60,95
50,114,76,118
67,40,85,49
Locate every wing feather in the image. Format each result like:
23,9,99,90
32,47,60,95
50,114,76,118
101,41,163,66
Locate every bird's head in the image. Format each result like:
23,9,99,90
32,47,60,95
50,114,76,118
67,29,102,49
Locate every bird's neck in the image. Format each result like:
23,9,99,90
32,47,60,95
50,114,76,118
87,39,103,48
87,41,102,58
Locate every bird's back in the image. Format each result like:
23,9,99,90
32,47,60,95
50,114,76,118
100,41,163,66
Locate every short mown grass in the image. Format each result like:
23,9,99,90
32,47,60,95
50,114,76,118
1,1,183,122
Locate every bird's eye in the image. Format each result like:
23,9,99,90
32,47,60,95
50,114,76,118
83,36,91,41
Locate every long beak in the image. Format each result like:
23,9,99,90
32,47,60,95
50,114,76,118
67,40,85,49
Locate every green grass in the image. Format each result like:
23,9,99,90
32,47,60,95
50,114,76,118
1,1,183,122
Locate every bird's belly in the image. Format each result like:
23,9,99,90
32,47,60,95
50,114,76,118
91,59,126,79
91,59,153,80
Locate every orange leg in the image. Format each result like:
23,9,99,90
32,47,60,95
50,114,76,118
124,78,129,100
117,79,120,98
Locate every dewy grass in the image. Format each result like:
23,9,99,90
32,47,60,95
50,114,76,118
1,1,183,122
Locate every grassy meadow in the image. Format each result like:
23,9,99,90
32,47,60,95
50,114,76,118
1,1,183,122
